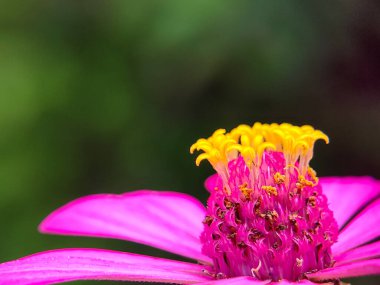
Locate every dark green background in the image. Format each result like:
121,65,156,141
1,1,379,284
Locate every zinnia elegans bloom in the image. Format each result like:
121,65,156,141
1,123,380,285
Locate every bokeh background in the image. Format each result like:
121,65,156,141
1,1,380,284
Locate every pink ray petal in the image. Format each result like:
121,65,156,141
197,277,335,285
0,248,211,285
273,280,333,285
39,190,210,263
306,259,380,281
196,276,269,285
320,177,380,228
332,198,380,255
205,174,219,192
195,277,332,285
335,240,380,265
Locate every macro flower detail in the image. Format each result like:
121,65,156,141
0,123,380,285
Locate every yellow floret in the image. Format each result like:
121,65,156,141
190,129,237,167
190,122,328,175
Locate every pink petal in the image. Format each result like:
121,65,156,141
205,174,219,192
196,277,330,285
335,240,380,265
0,248,211,285
39,191,210,263
306,259,380,281
273,280,332,285
332,198,380,255
196,276,268,285
320,177,380,228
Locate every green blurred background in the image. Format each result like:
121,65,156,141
1,1,379,284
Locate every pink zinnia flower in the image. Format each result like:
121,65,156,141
1,123,380,285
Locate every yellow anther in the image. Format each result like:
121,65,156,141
307,167,319,185
262,185,278,196
296,175,315,190
239,183,253,200
274,172,286,184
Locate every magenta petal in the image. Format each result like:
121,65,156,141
196,277,329,285
306,259,380,281
205,174,219,192
335,240,380,265
273,280,331,285
196,276,268,285
332,198,380,255
320,177,380,228
39,191,210,263
0,248,211,285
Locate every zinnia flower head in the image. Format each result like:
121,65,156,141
0,122,379,285
191,123,337,281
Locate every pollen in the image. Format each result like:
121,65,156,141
273,172,286,184
239,183,253,200
262,185,278,196
297,175,316,189
307,167,319,184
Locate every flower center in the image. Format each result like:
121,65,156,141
191,123,338,282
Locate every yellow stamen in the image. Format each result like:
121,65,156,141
307,167,319,185
190,129,237,168
296,175,316,190
262,185,278,196
190,122,328,175
274,172,286,184
239,183,253,199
